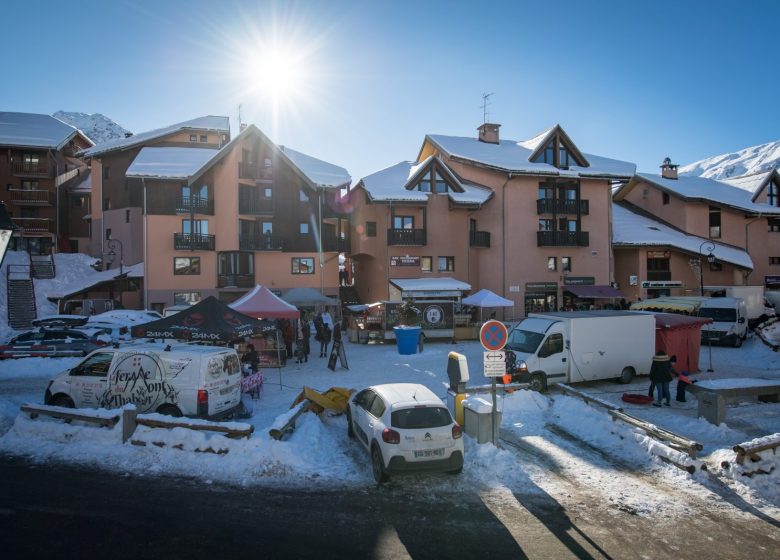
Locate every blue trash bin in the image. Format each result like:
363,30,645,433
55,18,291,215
393,326,421,355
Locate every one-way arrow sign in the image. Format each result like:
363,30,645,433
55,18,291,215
483,351,506,377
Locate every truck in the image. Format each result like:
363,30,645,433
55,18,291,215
698,297,748,347
704,286,775,326
504,311,656,391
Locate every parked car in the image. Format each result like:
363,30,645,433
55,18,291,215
60,298,123,316
81,321,131,342
44,342,243,419
346,383,464,483
32,315,89,328
0,327,111,359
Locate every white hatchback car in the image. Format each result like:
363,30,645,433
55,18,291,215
347,383,464,483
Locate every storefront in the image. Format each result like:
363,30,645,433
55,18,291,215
562,277,624,309
524,282,558,315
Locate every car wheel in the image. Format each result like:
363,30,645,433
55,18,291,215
371,444,389,483
733,336,742,348
448,466,463,475
619,367,635,384
52,395,75,408
346,408,355,439
157,404,183,417
529,372,548,393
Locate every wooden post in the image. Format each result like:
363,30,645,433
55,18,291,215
121,407,138,443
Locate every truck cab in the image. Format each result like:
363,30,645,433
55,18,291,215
505,317,567,391
698,297,747,347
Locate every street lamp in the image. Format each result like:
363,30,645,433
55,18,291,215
105,238,123,275
698,240,715,296
0,202,18,270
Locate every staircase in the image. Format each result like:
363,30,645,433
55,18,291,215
30,250,55,279
339,285,362,307
6,265,37,329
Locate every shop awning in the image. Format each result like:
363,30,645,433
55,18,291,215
564,285,624,299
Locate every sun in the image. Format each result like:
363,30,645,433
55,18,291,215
248,45,307,100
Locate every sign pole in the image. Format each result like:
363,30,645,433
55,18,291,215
491,376,497,446
479,319,508,448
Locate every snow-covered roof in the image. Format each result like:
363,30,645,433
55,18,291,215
425,133,635,179
390,277,472,292
626,173,780,215
357,159,493,205
279,146,351,189
81,116,229,158
126,147,219,180
48,261,144,301
0,112,90,150
612,204,753,269
67,170,92,193
721,170,778,203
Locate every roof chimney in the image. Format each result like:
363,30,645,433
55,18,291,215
660,157,678,180
477,123,500,144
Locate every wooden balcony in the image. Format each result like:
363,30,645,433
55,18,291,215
9,189,53,206
469,230,491,248
238,196,275,215
238,162,274,182
12,160,51,177
536,198,589,215
217,273,255,288
14,217,54,234
173,233,215,251
239,235,284,251
175,196,214,215
387,228,426,246
536,231,589,247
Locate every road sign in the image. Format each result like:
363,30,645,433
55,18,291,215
483,351,506,377
480,320,508,351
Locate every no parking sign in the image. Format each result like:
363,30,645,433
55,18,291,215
480,320,508,351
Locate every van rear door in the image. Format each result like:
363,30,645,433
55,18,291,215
203,351,242,416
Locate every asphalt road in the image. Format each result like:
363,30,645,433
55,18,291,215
1,454,778,559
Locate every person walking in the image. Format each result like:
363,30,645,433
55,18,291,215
320,323,332,357
649,350,673,407
301,315,311,362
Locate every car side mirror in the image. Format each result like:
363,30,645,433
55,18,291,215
738,317,745,324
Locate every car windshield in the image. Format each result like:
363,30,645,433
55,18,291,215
699,308,737,322
391,406,452,429
506,329,544,353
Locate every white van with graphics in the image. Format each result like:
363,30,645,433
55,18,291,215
44,343,242,419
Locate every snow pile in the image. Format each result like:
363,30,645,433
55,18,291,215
53,111,131,145
680,139,780,180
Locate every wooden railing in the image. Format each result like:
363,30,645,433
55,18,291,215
9,189,53,205
387,228,427,246
536,231,589,247
217,273,255,288
469,230,491,248
536,198,589,215
173,233,215,251
14,217,54,233
12,160,51,176
175,196,214,215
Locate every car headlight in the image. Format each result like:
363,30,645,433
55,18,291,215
516,360,528,373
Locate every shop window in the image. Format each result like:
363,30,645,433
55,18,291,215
174,292,201,305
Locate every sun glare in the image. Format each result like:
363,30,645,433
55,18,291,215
250,46,306,99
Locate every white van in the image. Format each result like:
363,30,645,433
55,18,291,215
44,343,242,419
698,297,748,347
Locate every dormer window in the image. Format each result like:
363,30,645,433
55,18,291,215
530,128,588,169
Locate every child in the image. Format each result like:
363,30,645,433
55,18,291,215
675,370,696,402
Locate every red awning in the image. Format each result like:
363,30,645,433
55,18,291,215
564,285,624,299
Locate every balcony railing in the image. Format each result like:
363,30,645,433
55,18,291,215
239,235,285,251
536,231,589,247
238,162,274,182
238,196,275,215
12,160,51,176
469,230,491,248
387,228,427,246
14,217,54,234
175,196,214,215
9,189,53,205
173,233,215,251
217,273,255,288
536,198,589,215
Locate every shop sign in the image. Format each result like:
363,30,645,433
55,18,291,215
509,285,520,293
641,280,683,289
647,251,671,259
525,282,557,291
563,276,594,285
390,255,420,267
766,275,780,287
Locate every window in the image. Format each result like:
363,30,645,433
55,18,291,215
539,333,564,357
104,197,111,210
299,223,309,234
538,184,554,199
769,218,780,233
218,252,253,275
393,216,414,229
433,171,448,194
538,219,553,231
103,166,110,180
366,222,376,237
200,135,207,143
264,187,273,198
105,228,112,241
662,192,670,205
21,180,39,190
261,221,273,235
547,257,557,271
416,171,432,192
71,195,87,208
299,189,308,202
125,209,130,223
709,261,723,272
561,257,571,272
421,256,432,273
709,206,721,239
292,257,315,274
174,257,201,275
438,256,454,272
70,240,79,252
182,219,208,234
531,133,586,169
768,183,778,206
174,292,201,305
770,257,780,266
189,134,197,142
73,352,114,377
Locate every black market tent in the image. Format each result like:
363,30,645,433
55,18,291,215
131,296,276,342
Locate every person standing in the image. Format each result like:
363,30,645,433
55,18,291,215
320,323,331,357
301,315,311,362
322,310,334,332
649,351,673,407
241,343,259,373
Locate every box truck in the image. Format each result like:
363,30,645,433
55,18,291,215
704,286,775,326
698,297,748,347
505,311,656,391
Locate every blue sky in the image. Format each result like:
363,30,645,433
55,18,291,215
2,0,778,183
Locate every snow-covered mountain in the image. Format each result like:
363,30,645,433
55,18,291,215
53,111,132,145
679,140,780,180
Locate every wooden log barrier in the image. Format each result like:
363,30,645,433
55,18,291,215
608,409,703,459
733,433,780,465
135,416,254,439
21,404,120,428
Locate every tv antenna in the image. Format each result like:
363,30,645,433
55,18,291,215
481,92,494,124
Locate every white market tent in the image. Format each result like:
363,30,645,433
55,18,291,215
462,289,514,308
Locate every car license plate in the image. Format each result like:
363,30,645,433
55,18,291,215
414,448,444,459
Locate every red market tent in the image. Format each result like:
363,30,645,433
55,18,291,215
229,285,300,319
653,313,713,373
